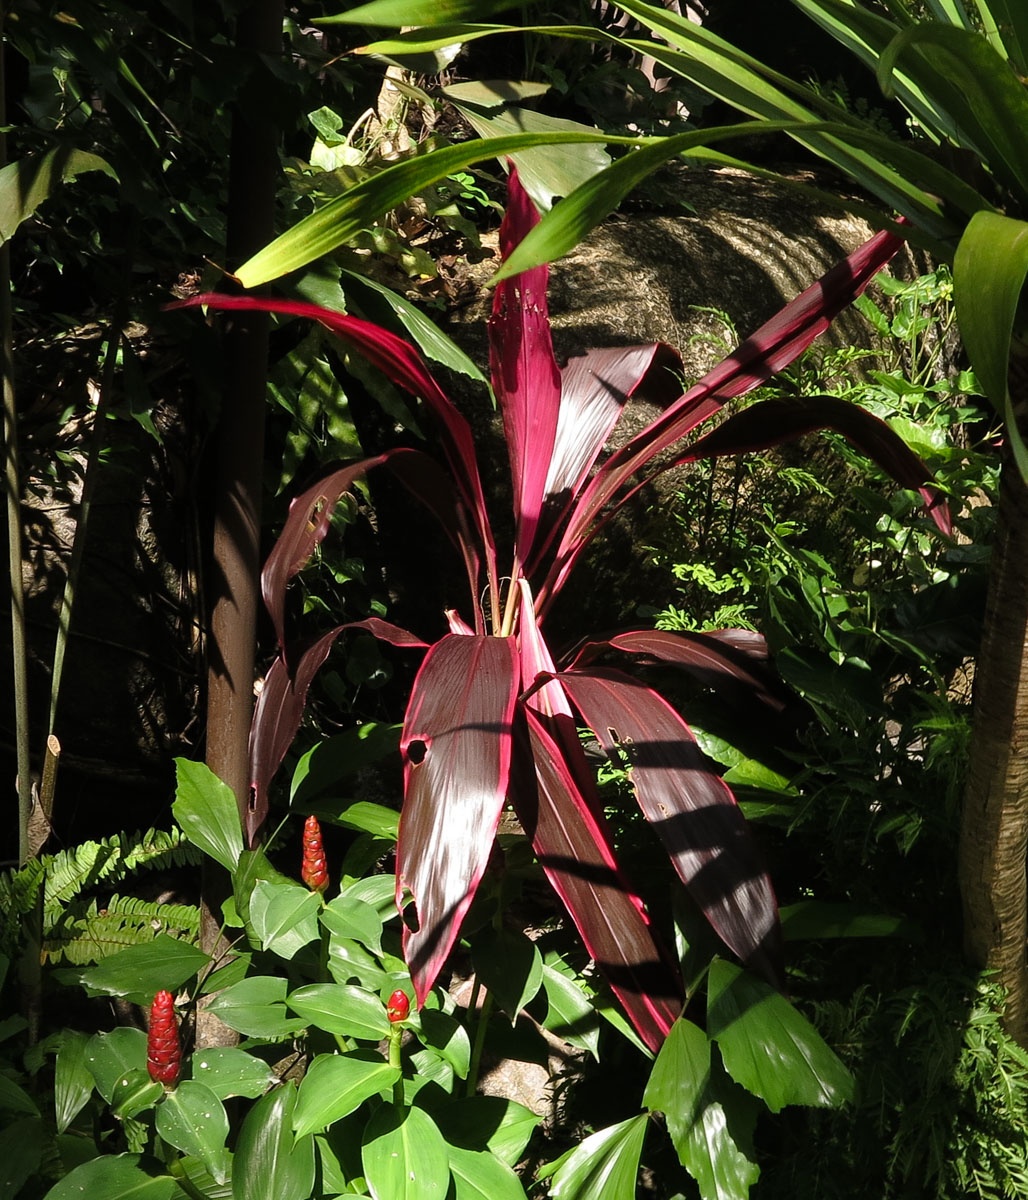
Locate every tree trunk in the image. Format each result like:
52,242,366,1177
960,374,1028,1044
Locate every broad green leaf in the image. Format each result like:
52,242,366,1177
111,1071,163,1119
293,1053,399,1137
155,1081,230,1184
779,901,919,941
291,724,402,803
288,983,391,1040
248,881,321,959
706,960,854,1111
362,1105,450,1200
643,1018,760,1200
954,211,1028,480
333,801,401,840
321,893,384,954
85,1028,147,1103
472,927,543,1022
417,1009,472,1078
0,147,116,244
540,963,601,1061
171,1155,234,1200
42,1154,179,1200
189,1047,277,1099
233,1084,315,1200
342,874,398,919
173,759,244,872
55,1030,94,1132
447,1144,528,1200
327,936,390,990
0,1072,38,1115
233,848,295,927
80,934,209,1005
319,0,527,25
207,976,305,1040
0,1116,44,1200
432,1097,540,1166
540,1113,648,1200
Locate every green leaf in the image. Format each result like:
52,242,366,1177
248,881,320,959
327,936,390,991
232,1084,315,1200
321,893,384,954
0,147,117,244
333,802,401,841
155,1081,230,1184
446,1144,528,1200
362,1105,450,1200
540,963,601,1061
173,759,244,872
42,1154,179,1200
706,960,854,1111
189,1047,278,1100
541,1114,648,1200
342,874,398,919
417,1009,471,1078
779,901,919,942
0,1072,38,1115
291,725,402,803
79,934,209,1005
318,0,526,25
473,927,543,1022
954,211,1028,480
111,1071,164,1120
85,1028,147,1103
643,1018,760,1200
287,983,390,1040
292,1053,400,1137
0,1116,45,1200
207,976,306,1040
233,848,295,927
55,1030,95,1132
432,1097,540,1166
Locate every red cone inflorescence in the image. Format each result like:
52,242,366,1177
387,989,410,1023
301,814,329,893
146,990,181,1087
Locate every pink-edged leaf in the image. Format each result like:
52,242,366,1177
261,456,390,657
545,224,909,602
518,709,681,1052
397,633,520,1006
670,394,952,535
445,608,475,634
173,293,495,564
248,619,428,844
489,168,562,559
568,628,787,714
557,667,783,987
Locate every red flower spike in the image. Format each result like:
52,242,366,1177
146,990,181,1087
301,814,329,893
387,989,410,1023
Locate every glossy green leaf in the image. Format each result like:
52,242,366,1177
541,1113,648,1200
79,934,209,1005
207,976,305,1040
155,1081,230,1184
540,963,601,1061
189,1047,277,1100
173,759,244,872
447,1144,528,1200
248,881,321,959
362,1105,450,1200
321,893,384,954
233,847,295,927
233,1084,315,1200
42,1154,179,1200
333,801,400,840
706,960,854,1111
293,1053,400,1137
287,983,391,1040
473,927,543,1022
327,936,390,990
432,1097,540,1166
954,211,1028,480
85,1028,147,1103
111,1070,163,1119
319,0,527,25
0,147,116,245
417,1009,472,1078
0,1116,45,1200
290,724,402,802
342,874,398,919
643,1018,760,1200
55,1030,95,1132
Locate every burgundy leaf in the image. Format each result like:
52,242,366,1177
248,619,428,844
568,627,787,714
557,667,783,987
397,633,520,1006
517,710,682,1052
173,293,495,567
671,394,951,535
545,224,909,604
489,167,562,559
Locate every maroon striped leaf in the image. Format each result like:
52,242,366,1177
518,709,682,1053
557,667,783,987
396,633,520,1006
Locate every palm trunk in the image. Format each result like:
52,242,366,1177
959,364,1028,1045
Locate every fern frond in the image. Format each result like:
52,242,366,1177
44,894,202,966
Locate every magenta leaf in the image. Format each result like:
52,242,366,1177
489,167,562,559
557,667,783,987
396,633,520,1006
518,710,682,1053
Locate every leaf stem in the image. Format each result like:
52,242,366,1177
465,990,493,1097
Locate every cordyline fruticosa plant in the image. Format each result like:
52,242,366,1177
179,170,948,1052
